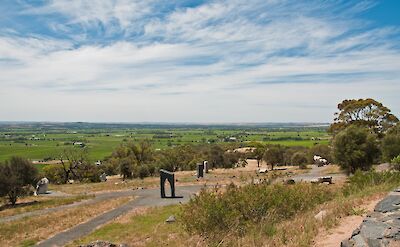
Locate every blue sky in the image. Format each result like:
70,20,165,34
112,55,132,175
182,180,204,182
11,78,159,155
0,0,399,122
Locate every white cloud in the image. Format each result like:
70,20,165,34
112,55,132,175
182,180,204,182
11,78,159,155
0,0,399,122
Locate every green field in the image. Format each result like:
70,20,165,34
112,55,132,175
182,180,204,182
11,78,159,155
0,123,330,162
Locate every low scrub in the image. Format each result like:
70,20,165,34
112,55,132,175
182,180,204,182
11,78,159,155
180,183,335,243
181,170,400,245
343,170,400,196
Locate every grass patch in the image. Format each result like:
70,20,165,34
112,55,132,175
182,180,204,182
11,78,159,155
0,196,132,246
180,170,400,246
72,205,198,247
0,194,92,218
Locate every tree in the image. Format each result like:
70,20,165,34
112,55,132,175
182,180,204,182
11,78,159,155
333,126,379,174
253,144,265,167
381,124,400,161
109,140,155,179
291,152,308,169
0,157,38,205
56,148,101,183
119,158,134,180
263,145,284,170
329,98,398,136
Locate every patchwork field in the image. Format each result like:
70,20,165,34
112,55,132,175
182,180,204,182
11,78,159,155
0,122,330,163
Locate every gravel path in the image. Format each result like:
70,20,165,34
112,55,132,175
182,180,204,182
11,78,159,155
35,184,205,247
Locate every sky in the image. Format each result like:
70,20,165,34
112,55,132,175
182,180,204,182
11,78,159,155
0,0,399,123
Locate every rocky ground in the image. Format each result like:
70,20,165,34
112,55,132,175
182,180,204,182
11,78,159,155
341,188,400,247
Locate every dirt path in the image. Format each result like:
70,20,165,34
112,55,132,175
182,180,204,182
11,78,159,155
35,185,205,247
313,196,385,247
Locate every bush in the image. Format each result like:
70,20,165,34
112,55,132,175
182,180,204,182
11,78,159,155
291,152,308,168
382,125,400,161
0,157,38,205
391,155,400,171
43,164,65,184
333,126,379,174
180,182,334,243
343,170,400,196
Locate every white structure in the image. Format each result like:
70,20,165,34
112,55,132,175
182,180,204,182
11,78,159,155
313,155,328,166
35,177,49,195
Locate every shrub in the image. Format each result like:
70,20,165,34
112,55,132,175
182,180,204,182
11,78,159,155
382,125,400,161
291,152,308,168
43,164,65,184
342,170,400,196
0,157,38,205
180,182,334,243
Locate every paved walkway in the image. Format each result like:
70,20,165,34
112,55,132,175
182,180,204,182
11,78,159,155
291,165,346,182
35,185,205,247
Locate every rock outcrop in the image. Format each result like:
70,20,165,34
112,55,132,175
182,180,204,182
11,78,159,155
341,190,400,247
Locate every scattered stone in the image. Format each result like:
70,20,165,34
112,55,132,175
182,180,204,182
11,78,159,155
79,240,127,247
166,215,176,223
314,210,327,221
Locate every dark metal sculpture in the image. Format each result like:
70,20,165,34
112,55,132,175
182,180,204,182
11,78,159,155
197,163,204,178
160,169,176,198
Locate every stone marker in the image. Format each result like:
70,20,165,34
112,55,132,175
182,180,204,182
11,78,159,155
258,168,268,174
99,173,107,182
35,177,49,195
166,215,176,223
314,210,327,221
160,169,175,198
204,160,209,173
318,176,333,184
197,163,204,178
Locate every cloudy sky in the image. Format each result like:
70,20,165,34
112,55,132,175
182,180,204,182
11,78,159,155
0,0,399,123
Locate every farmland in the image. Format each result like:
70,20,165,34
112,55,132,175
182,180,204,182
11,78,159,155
0,122,330,163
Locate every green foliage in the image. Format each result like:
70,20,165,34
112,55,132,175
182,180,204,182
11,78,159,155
342,170,400,196
252,144,265,167
180,183,334,244
0,157,38,205
263,145,285,170
391,155,400,171
382,124,400,161
329,98,398,135
291,152,308,168
333,126,379,174
43,164,65,184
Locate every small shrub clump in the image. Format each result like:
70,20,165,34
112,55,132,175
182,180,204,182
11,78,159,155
180,182,335,243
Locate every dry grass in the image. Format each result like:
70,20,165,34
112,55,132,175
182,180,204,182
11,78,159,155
322,165,343,175
70,205,203,247
0,194,92,218
0,196,133,246
50,159,302,195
